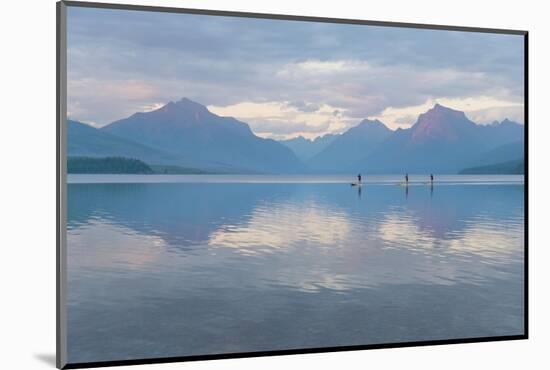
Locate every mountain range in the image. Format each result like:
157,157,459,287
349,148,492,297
307,119,393,172
68,98,524,174
354,104,524,174
280,134,337,161
68,119,184,165
70,98,304,174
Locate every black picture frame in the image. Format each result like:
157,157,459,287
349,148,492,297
56,1,529,368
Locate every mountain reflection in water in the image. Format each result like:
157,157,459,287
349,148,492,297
67,176,524,363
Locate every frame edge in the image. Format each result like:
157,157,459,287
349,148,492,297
61,0,527,35
55,2,529,369
57,1,68,369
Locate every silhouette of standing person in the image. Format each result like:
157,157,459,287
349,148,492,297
358,173,362,183
430,174,434,184
405,173,409,185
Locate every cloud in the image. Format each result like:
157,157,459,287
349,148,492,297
249,119,332,137
66,6,525,136
466,106,524,125
67,78,162,124
208,101,352,139
276,60,370,77
286,101,321,113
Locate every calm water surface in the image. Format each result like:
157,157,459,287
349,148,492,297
67,175,525,363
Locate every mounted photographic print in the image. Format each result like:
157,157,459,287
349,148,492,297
56,1,528,368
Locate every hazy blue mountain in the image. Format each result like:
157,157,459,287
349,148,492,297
307,119,392,172
459,159,524,174
481,119,524,148
101,98,305,174
356,104,524,174
279,134,338,161
67,119,182,165
470,140,524,168
462,117,524,169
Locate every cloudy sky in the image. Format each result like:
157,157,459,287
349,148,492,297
67,6,524,139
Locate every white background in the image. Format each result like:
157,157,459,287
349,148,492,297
1,0,548,369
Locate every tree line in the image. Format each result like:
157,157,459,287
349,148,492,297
67,156,153,174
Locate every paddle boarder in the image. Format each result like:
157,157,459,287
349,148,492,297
357,173,362,184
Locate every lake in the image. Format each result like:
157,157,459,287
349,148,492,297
66,175,525,363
